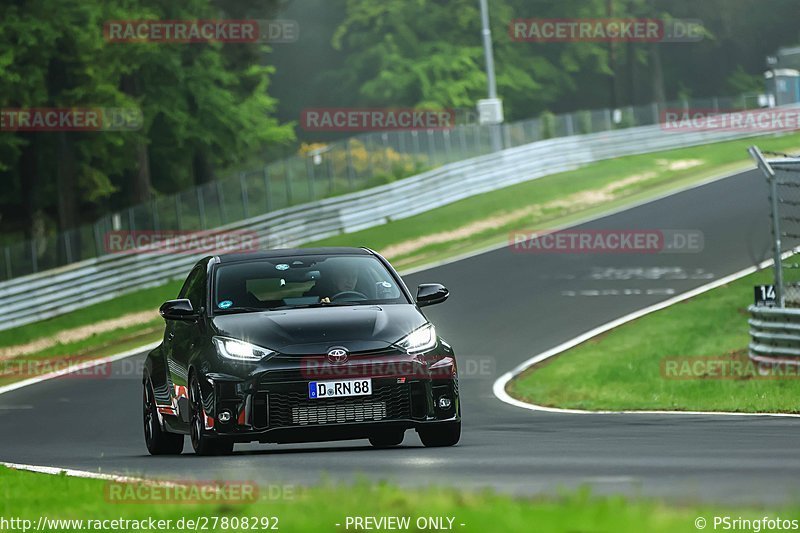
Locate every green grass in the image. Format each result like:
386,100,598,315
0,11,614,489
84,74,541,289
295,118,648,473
0,281,181,349
0,466,794,533
0,325,163,387
3,133,800,388
506,268,800,413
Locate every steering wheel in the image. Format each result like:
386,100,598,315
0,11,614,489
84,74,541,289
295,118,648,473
331,290,368,301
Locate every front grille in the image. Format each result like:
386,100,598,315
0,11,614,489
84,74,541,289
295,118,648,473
291,401,387,425
267,382,411,427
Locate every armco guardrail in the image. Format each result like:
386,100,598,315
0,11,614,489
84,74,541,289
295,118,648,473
0,95,751,281
748,305,800,364
0,121,782,331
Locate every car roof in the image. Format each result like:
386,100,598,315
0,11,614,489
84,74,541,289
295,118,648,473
214,247,373,264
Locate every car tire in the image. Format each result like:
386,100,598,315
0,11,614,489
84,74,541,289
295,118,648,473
417,421,460,447
143,379,184,455
189,376,234,456
368,429,405,448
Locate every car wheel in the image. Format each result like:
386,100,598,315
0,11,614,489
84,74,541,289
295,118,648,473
368,429,405,448
189,376,234,456
417,421,460,447
143,379,184,455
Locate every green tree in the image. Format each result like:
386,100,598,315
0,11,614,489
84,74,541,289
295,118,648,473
0,0,293,253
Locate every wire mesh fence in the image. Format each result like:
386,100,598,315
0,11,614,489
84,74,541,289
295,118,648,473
0,95,758,281
750,148,800,307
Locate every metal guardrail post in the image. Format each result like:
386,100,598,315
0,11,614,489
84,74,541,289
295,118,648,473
30,240,37,273
152,199,160,232
426,130,435,165
240,172,250,218
345,142,355,190
263,166,273,212
217,181,228,224
63,231,73,265
443,130,452,162
306,158,315,201
749,145,783,307
327,154,334,194
196,188,206,229
457,126,467,156
284,159,294,206
174,195,183,231
4,247,11,280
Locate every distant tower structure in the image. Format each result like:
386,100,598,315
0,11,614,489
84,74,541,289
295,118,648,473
765,46,800,107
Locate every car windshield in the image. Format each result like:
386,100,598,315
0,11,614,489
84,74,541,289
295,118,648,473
213,255,408,312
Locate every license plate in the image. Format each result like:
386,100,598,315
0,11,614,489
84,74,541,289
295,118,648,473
308,378,372,399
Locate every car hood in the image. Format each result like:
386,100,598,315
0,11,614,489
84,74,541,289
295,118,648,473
211,304,427,355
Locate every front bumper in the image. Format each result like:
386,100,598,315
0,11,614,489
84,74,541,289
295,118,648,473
196,348,460,444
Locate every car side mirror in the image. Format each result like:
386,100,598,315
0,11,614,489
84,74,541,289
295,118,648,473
416,284,449,307
160,299,199,321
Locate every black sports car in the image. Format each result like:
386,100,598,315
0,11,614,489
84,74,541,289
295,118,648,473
143,247,460,455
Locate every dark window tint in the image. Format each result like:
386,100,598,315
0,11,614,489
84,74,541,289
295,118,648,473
179,266,206,311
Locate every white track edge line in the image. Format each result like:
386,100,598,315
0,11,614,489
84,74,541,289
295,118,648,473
0,461,181,485
492,251,800,418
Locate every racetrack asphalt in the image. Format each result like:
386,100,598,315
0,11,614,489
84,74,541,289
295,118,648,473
2,167,798,505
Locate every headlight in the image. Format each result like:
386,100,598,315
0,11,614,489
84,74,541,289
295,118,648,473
212,336,275,362
397,324,437,354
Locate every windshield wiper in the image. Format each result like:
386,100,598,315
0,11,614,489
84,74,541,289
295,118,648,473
214,306,267,315
268,302,356,311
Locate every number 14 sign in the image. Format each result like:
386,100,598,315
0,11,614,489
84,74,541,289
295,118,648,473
754,285,777,307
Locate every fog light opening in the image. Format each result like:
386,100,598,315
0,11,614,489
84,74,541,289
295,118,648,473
438,397,452,409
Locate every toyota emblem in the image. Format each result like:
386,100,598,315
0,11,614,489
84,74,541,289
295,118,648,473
327,347,349,364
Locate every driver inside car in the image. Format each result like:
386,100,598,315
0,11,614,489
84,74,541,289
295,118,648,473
318,268,359,303
303,261,365,303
